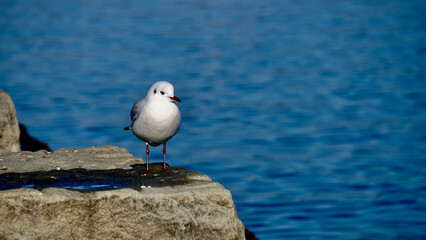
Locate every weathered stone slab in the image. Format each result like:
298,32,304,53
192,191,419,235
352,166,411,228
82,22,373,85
0,145,142,173
0,89,20,153
0,145,245,240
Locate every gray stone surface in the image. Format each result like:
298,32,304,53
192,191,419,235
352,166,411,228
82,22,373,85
0,145,245,240
0,145,142,173
0,89,20,153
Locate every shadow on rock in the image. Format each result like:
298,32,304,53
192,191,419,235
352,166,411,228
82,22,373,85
0,163,193,191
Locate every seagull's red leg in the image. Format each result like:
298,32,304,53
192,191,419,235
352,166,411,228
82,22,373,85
161,143,167,172
145,142,152,173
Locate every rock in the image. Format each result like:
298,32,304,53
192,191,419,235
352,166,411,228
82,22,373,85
19,124,52,152
0,145,142,173
245,229,259,240
0,89,20,153
0,145,245,240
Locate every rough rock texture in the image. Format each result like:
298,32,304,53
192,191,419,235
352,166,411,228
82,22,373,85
0,145,245,240
0,145,142,173
0,89,20,153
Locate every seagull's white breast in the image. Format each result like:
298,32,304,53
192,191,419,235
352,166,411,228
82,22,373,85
132,98,181,146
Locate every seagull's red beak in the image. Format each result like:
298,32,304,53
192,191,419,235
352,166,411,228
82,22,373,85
169,96,181,102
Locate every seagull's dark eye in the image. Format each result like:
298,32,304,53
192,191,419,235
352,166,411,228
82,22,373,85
160,91,165,95
154,90,157,94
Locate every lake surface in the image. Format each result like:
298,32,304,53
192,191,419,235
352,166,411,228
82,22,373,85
1,0,426,239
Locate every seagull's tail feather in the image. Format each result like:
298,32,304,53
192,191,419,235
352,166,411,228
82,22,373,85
124,126,132,130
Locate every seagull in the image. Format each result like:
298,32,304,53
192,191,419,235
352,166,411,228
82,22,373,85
124,81,181,173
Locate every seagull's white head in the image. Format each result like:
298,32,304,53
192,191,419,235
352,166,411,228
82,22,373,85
147,81,181,103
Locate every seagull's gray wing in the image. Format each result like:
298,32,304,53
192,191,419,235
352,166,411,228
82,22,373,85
131,97,146,124
130,103,139,123
124,97,146,130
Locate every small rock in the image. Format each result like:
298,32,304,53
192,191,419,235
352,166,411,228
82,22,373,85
0,89,21,153
19,124,51,152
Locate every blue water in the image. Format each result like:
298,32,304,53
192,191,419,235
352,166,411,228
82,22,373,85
1,0,426,239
